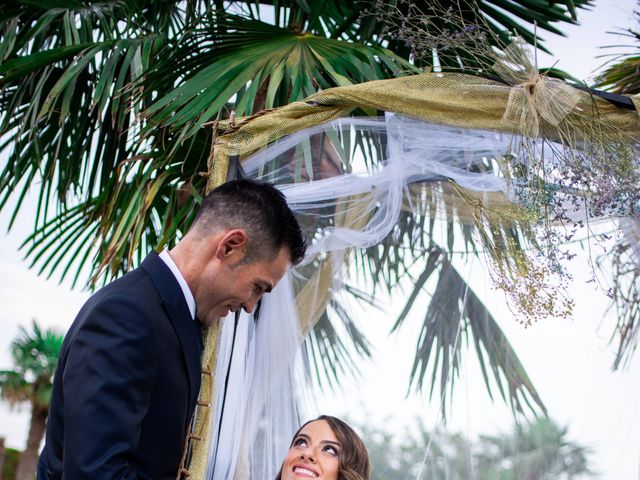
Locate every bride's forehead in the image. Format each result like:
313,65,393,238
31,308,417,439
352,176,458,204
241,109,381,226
298,420,338,440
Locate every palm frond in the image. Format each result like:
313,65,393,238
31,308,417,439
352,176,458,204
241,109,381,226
303,291,373,390
140,13,411,142
390,242,545,418
356,0,593,66
595,55,640,94
10,320,63,377
1,4,413,286
20,144,207,285
0,370,30,406
0,2,167,279
594,7,639,94
0,320,63,408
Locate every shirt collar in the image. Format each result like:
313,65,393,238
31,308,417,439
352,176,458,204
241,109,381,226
158,249,196,320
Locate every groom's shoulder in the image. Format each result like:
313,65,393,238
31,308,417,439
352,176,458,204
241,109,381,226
56,265,158,352
74,260,162,325
93,251,171,299
93,263,155,301
66,252,176,335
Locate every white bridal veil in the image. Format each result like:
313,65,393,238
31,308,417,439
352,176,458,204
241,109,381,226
201,112,596,480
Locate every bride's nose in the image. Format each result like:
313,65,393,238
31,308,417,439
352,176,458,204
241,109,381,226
300,448,315,463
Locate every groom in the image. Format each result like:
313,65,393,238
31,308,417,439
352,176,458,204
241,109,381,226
38,179,306,479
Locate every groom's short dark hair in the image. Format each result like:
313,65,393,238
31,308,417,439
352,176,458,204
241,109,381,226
193,179,306,265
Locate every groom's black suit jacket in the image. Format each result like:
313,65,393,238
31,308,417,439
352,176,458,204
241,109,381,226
38,252,203,479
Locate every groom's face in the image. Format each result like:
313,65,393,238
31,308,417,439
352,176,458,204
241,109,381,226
196,245,291,326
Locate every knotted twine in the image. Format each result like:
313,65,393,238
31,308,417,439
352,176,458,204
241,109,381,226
493,38,581,138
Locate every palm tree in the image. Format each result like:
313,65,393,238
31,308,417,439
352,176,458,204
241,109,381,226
0,0,592,416
595,1,639,94
0,0,592,282
0,321,63,480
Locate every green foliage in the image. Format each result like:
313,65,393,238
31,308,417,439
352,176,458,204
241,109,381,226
595,2,640,94
1,446,20,480
0,0,593,419
358,417,593,480
597,54,640,94
476,418,594,479
389,240,545,418
0,320,63,410
0,0,592,286
0,1,414,285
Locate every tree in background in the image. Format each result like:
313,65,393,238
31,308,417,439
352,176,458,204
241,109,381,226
0,321,63,480
1,445,21,480
361,417,475,479
358,417,593,480
0,0,593,417
476,418,593,479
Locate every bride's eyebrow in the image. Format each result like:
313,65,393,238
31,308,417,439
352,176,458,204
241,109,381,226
321,440,341,448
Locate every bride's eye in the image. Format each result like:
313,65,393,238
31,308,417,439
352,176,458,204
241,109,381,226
293,437,307,447
323,445,338,456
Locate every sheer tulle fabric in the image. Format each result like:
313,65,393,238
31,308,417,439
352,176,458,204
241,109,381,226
204,114,574,480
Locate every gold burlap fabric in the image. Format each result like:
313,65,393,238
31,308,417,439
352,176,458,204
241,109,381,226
209,72,640,188
187,72,640,479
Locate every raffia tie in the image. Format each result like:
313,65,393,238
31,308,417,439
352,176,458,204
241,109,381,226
493,39,581,138
176,321,222,479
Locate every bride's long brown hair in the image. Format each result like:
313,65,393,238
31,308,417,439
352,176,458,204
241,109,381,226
274,415,371,480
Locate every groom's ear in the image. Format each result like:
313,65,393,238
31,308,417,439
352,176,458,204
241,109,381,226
216,229,248,261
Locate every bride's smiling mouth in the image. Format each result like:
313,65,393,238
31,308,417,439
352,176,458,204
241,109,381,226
292,464,320,478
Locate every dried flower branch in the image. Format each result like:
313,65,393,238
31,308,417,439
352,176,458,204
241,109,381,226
364,1,640,357
362,0,508,72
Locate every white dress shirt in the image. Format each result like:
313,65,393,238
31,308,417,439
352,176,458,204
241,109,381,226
159,249,196,320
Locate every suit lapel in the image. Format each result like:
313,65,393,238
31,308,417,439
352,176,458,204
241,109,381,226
162,301,202,411
141,252,203,411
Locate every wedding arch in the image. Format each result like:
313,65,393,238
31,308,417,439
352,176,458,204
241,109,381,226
182,64,640,479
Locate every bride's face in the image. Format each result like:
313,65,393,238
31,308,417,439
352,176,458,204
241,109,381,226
281,420,341,480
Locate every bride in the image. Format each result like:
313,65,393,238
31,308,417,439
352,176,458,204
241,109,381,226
274,416,370,480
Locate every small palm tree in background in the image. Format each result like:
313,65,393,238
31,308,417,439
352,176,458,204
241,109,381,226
0,321,63,480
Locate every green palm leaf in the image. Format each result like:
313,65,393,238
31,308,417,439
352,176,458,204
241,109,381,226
1,0,592,286
140,13,411,142
594,9,640,94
